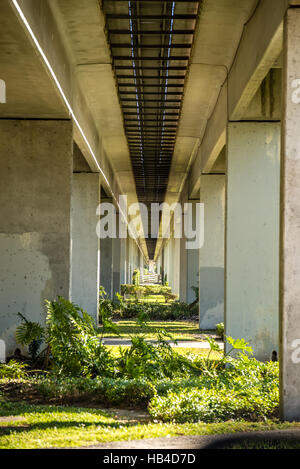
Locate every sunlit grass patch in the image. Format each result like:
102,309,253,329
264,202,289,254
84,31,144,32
0,398,298,449
100,320,214,342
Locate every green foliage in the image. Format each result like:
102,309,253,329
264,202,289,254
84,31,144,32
35,376,156,408
216,322,224,340
121,285,172,297
226,336,253,356
0,360,29,379
16,313,45,361
46,297,114,377
149,356,279,423
191,285,199,302
132,269,140,286
99,287,119,336
115,320,200,380
117,296,147,319
11,295,280,426
116,301,196,320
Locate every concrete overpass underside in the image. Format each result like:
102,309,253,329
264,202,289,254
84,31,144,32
1,0,300,421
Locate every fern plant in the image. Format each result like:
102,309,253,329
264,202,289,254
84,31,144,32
16,313,45,361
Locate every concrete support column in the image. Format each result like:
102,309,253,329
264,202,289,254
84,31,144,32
0,120,73,355
280,7,300,421
71,173,100,322
140,251,144,282
127,237,132,284
173,238,181,296
179,235,188,302
163,241,171,286
100,197,114,298
226,122,280,361
187,200,200,304
100,236,114,298
120,236,127,286
180,199,201,304
112,221,121,298
166,238,174,290
199,176,225,329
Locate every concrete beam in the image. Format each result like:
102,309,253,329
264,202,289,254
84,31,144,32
189,0,288,199
190,82,227,192
10,0,148,262
228,0,287,120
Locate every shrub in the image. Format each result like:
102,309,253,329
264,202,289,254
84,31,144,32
120,285,175,303
116,296,148,319
16,313,45,361
114,301,197,320
149,356,279,423
147,302,196,320
216,322,224,340
35,376,156,408
115,331,197,380
132,269,140,286
46,297,115,377
0,360,29,379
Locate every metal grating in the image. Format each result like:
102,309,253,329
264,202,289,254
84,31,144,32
102,0,201,258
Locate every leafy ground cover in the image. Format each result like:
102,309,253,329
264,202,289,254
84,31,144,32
0,296,285,449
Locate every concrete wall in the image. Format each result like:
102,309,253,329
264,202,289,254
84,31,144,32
226,122,280,361
0,120,73,355
71,173,100,322
199,175,225,330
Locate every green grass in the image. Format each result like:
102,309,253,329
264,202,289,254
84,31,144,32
100,320,215,342
106,346,222,360
0,397,299,449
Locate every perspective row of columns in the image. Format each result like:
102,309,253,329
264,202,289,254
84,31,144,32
0,120,141,356
159,4,300,423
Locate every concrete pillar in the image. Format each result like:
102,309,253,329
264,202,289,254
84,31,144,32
173,238,181,296
226,122,280,361
156,255,162,283
181,199,200,304
179,235,187,302
139,251,144,282
280,7,300,421
167,238,174,290
120,237,127,286
71,173,100,322
112,235,121,298
0,120,72,355
100,236,114,298
186,200,200,304
126,237,132,284
199,176,225,330
163,241,171,286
